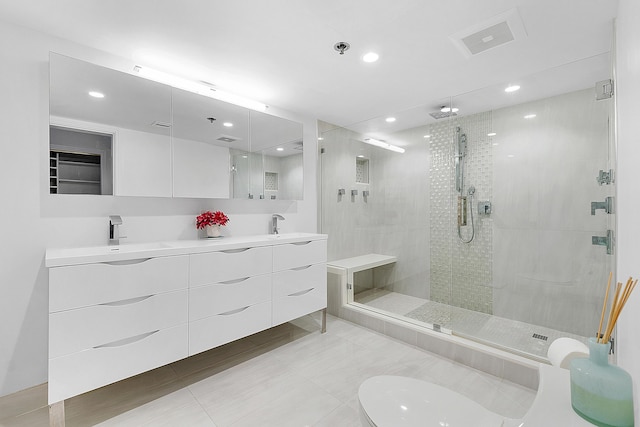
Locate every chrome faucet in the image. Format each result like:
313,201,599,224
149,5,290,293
109,215,123,245
271,214,285,234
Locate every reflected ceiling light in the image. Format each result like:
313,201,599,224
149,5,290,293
133,65,267,112
357,155,365,158
487,132,497,136
524,113,536,119
88,91,105,98
223,122,233,127
385,117,396,123
507,154,515,158
492,142,499,146
363,52,379,63
364,138,405,153
276,147,284,151
423,134,431,138
318,137,324,141
440,106,459,113
504,85,520,93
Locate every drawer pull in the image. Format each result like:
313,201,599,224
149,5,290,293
221,248,250,254
218,306,250,316
291,265,312,271
291,241,312,246
219,277,250,285
288,288,314,297
99,295,154,307
93,330,159,349
103,258,152,266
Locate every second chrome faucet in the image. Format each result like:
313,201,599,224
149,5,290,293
271,214,285,234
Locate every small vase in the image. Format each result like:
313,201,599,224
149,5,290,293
205,224,221,238
570,337,634,427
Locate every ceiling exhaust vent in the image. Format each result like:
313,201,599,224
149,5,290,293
450,9,527,58
152,121,171,128
217,135,239,143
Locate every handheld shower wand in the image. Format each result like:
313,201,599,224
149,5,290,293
456,127,475,243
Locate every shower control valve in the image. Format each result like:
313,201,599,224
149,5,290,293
478,201,492,215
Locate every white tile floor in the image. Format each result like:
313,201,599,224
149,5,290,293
355,288,587,359
0,314,536,427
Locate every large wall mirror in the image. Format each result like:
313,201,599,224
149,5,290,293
48,53,304,200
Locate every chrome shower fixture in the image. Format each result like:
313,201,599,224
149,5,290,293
455,127,475,243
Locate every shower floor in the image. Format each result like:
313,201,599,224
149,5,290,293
354,288,587,360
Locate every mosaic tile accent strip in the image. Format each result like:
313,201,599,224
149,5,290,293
429,113,494,314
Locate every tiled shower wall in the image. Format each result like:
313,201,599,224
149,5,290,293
428,112,494,314
320,87,611,338
319,121,431,299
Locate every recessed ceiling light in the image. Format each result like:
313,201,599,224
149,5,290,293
524,114,536,119
505,85,520,93
363,52,379,63
318,137,324,141
357,155,365,158
88,91,104,98
223,122,233,127
487,132,497,137
385,117,396,123
440,107,459,113
423,135,431,138
276,147,284,151
507,154,515,158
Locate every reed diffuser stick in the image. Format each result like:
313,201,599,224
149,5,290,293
596,272,612,342
601,277,638,344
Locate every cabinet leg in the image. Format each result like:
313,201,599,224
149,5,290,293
49,400,65,427
321,308,327,333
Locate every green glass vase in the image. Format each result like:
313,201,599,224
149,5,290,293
570,337,634,427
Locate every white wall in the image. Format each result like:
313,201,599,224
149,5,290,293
0,20,318,397
615,0,640,420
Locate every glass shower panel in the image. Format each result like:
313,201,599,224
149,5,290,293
448,70,613,359
319,119,442,327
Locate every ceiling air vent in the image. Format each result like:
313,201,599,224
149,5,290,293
450,9,527,58
217,135,239,143
152,121,171,128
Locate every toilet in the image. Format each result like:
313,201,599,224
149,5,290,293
358,376,511,427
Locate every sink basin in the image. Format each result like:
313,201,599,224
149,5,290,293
266,232,311,240
104,241,173,253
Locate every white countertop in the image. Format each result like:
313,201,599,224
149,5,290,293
45,233,327,267
518,364,594,427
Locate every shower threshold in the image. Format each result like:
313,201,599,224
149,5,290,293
354,288,587,361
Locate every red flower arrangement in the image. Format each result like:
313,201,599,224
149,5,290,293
196,210,229,229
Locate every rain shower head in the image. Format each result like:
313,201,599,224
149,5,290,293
429,109,458,120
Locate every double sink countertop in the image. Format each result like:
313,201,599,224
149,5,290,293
45,233,328,267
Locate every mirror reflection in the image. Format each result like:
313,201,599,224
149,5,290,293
49,53,306,200
249,111,304,200
49,53,172,197
172,88,249,198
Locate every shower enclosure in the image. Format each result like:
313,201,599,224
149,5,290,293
320,55,616,361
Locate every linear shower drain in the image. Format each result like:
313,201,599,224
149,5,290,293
532,333,548,341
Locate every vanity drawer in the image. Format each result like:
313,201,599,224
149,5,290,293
190,246,272,286
48,323,188,404
272,263,326,298
272,240,327,272
49,289,187,359
189,301,271,356
189,274,271,322
49,255,189,313
272,285,327,326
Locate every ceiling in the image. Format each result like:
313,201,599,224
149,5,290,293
0,0,618,134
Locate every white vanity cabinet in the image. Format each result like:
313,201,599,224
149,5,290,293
46,233,327,419
272,240,327,326
47,255,189,404
189,246,273,355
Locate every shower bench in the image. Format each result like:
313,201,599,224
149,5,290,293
327,254,396,306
